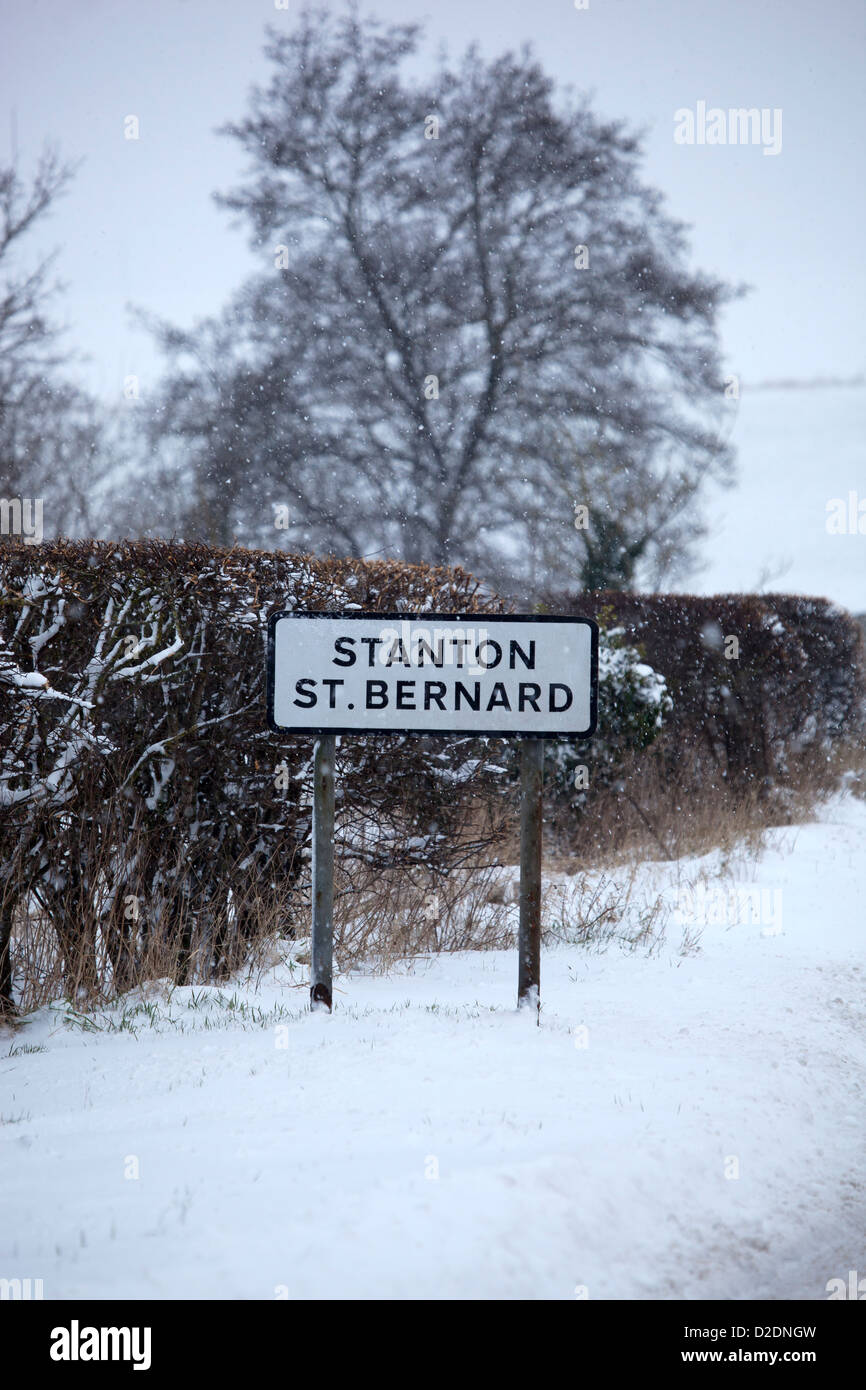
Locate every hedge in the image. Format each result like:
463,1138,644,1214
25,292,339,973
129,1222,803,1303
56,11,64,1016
540,588,866,788
0,539,506,1009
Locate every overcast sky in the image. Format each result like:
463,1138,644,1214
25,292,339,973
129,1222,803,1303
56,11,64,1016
2,0,864,402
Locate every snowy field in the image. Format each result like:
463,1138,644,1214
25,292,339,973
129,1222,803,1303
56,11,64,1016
689,381,865,614
2,794,864,1301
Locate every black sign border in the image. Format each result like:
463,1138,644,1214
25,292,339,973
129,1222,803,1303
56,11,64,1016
266,610,598,739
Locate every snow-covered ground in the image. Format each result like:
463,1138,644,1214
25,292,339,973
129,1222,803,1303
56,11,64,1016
2,795,864,1301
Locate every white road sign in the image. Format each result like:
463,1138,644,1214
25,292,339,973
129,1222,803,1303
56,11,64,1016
267,612,597,737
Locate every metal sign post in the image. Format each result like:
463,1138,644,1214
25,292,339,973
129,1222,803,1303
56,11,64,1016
518,737,543,1018
310,733,336,1011
267,612,597,1016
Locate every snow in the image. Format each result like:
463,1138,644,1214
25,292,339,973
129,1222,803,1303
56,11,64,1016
2,795,864,1300
689,382,865,612
110,633,184,682
4,671,49,689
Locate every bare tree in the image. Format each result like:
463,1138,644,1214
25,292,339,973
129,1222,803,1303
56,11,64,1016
143,7,740,588
0,148,110,538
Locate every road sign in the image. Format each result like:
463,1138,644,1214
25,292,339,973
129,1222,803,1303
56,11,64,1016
266,609,598,1018
267,612,597,738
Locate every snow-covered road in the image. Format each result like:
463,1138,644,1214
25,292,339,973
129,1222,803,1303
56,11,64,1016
2,797,864,1300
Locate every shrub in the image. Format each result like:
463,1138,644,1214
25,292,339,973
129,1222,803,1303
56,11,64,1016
546,621,672,808
541,588,866,792
0,539,507,1012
